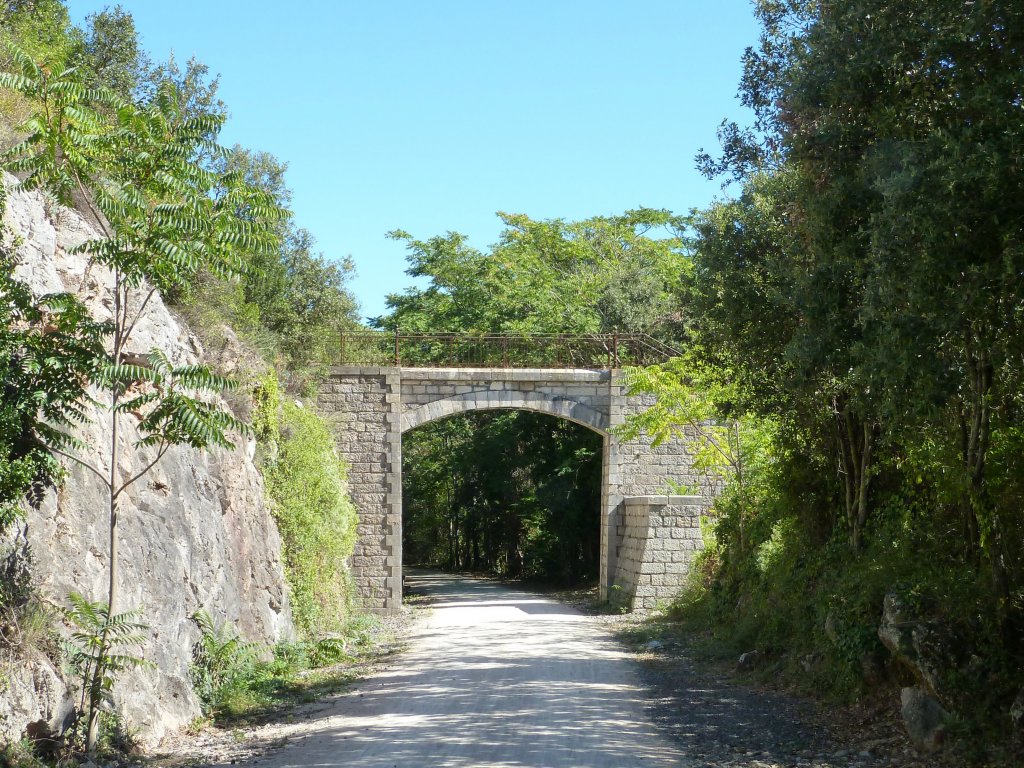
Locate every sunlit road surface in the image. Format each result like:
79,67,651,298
246,571,690,768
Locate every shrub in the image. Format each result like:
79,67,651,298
62,594,151,752
667,416,1023,721
189,612,381,721
255,375,358,636
189,610,260,712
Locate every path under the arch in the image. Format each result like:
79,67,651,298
232,571,689,768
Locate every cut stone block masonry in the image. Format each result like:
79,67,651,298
317,366,717,613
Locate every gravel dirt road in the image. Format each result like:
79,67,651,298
217,570,690,768
172,572,997,768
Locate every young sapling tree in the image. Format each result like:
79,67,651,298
0,44,286,752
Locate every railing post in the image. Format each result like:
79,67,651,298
394,328,401,367
612,330,619,368
502,336,509,368
340,331,346,365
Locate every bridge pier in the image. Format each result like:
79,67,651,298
317,366,715,614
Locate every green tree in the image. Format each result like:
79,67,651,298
139,54,226,165
667,1,1024,736
198,145,360,373
75,5,147,100
403,411,601,583
813,0,1024,591
718,0,1024,573
381,208,685,336
0,0,77,67
1,45,285,752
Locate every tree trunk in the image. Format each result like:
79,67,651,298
834,402,874,550
87,276,126,756
957,410,981,553
958,350,1008,602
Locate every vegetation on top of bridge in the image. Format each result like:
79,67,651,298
337,331,682,369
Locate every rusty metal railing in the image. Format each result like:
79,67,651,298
336,331,682,369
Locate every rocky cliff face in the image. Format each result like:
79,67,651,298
1,175,293,746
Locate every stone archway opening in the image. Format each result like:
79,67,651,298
317,365,713,614
401,408,604,590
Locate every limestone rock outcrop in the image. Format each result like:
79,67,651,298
1,174,292,746
900,686,949,753
0,655,74,750
878,591,963,707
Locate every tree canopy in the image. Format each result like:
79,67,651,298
380,208,686,337
625,1,1024,743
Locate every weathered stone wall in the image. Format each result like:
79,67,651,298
1,175,293,747
619,393,707,497
614,496,705,611
316,369,402,613
603,378,714,602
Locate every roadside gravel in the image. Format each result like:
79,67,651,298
592,609,989,768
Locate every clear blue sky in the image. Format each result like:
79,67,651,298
65,1,759,321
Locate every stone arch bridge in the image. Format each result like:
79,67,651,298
316,332,714,613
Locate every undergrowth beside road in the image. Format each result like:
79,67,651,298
189,612,398,728
655,479,1024,766
138,608,416,768
610,581,1024,768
